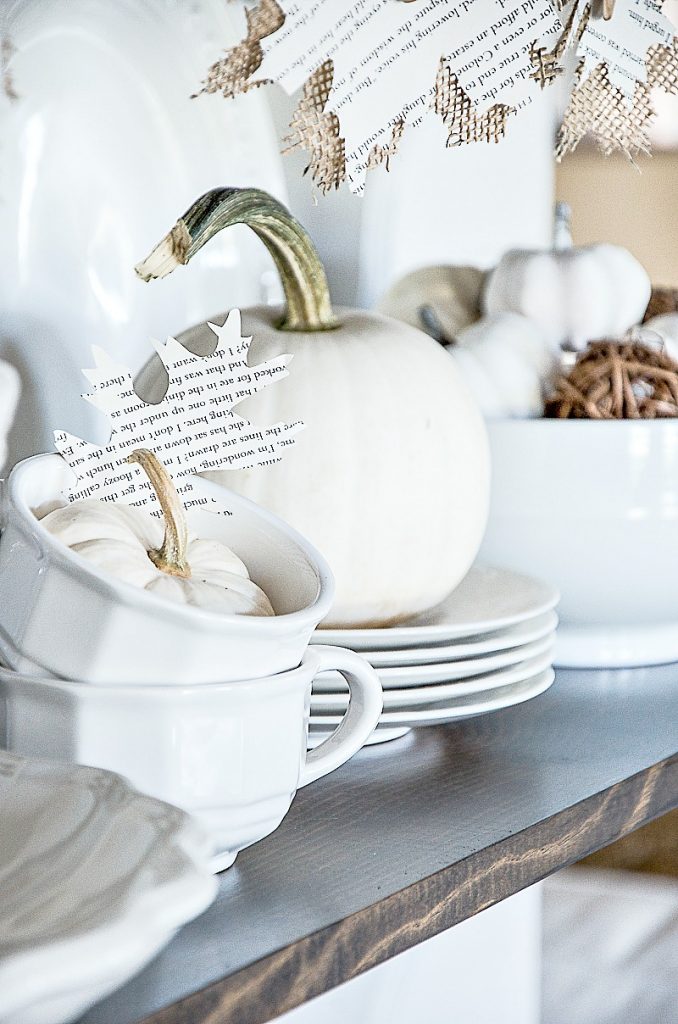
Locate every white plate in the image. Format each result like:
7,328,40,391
0,751,217,1024
312,650,554,711
361,610,558,666
313,566,559,650
313,633,556,693
310,668,555,728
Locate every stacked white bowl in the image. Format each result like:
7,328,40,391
0,455,383,870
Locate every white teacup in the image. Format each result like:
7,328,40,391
0,454,334,684
0,645,382,870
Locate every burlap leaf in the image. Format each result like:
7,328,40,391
196,0,284,98
283,60,347,193
555,0,678,159
434,59,515,146
530,1,590,88
367,118,406,172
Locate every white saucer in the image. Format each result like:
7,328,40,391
313,566,559,650
363,610,558,667
0,751,216,1024
307,724,412,747
310,668,555,729
313,634,555,693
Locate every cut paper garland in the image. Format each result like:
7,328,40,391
196,0,678,192
54,309,303,516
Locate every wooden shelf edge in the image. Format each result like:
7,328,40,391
139,753,678,1024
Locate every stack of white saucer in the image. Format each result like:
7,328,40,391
310,565,559,745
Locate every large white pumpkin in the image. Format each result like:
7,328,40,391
135,188,490,627
483,203,651,351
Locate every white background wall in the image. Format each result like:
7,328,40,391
270,89,559,307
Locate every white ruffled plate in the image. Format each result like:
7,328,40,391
0,751,217,1024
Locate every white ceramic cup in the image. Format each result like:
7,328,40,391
0,645,383,870
0,454,334,684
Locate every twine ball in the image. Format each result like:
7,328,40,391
545,340,678,419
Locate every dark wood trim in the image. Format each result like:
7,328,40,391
140,754,678,1024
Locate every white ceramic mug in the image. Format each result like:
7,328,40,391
0,454,334,684
0,645,383,870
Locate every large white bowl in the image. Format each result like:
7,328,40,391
0,454,334,684
479,418,678,667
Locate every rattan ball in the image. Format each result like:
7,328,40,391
544,339,678,419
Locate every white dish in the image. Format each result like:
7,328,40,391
360,610,558,666
313,634,555,693
0,647,382,871
308,724,412,747
313,566,559,650
310,668,555,728
311,648,554,710
0,454,334,684
480,418,678,668
0,750,216,1024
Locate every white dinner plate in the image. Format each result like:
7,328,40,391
311,650,554,711
0,751,216,1024
313,566,559,650
310,668,555,728
312,633,555,693
361,610,558,666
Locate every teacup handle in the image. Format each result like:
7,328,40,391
298,644,383,788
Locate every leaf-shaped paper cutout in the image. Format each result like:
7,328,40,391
54,310,303,515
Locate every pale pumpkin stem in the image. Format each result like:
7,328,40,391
134,187,339,333
553,202,573,251
127,449,191,579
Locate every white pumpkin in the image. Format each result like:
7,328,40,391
642,314,678,361
41,449,274,616
483,203,651,351
449,313,557,418
135,188,490,628
377,265,485,340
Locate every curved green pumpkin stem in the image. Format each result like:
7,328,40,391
127,448,191,580
134,187,339,333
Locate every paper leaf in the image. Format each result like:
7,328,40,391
200,0,561,193
54,309,304,514
574,0,675,100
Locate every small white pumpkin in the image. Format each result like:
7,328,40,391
135,188,490,628
642,314,678,362
40,449,274,617
448,313,557,418
377,265,486,340
483,203,652,352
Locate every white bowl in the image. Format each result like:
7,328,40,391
0,454,334,684
0,646,383,871
479,418,678,667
